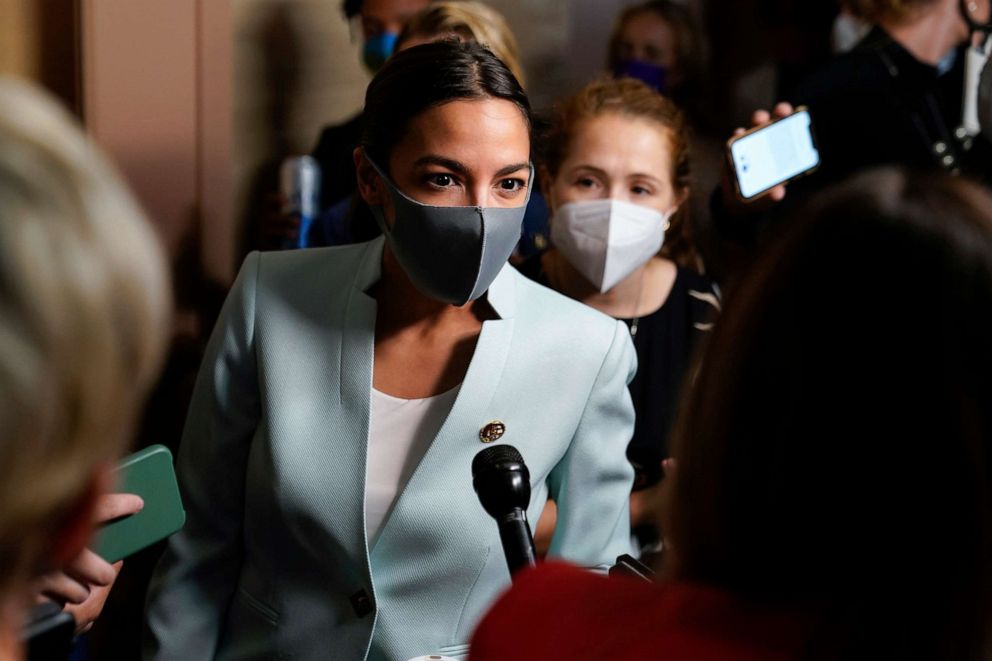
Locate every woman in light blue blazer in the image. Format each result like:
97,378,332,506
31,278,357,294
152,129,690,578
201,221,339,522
145,41,635,661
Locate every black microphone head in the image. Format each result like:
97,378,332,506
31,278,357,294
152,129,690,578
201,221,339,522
472,443,524,477
472,444,531,518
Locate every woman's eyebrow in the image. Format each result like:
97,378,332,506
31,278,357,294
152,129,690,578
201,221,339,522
567,164,608,178
629,172,664,184
413,155,468,174
413,156,530,179
495,163,531,177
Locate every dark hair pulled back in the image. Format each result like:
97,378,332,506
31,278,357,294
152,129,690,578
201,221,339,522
360,39,531,170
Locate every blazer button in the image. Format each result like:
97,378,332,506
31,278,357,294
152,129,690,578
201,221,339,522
350,589,373,618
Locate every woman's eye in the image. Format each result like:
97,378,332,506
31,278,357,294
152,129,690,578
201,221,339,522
575,177,598,189
498,178,525,192
631,185,654,196
427,173,456,188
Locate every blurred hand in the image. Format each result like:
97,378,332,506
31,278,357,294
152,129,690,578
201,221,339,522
534,499,557,558
630,459,678,529
34,493,143,634
260,192,300,250
629,481,663,528
721,102,795,214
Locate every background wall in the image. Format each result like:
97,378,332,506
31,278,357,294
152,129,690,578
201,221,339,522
82,0,234,287
231,0,367,256
0,0,80,112
228,0,632,256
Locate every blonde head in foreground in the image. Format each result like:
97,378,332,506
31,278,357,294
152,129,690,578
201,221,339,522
0,78,170,604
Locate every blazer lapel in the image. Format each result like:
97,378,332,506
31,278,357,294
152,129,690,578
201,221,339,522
288,238,383,596
370,265,519,562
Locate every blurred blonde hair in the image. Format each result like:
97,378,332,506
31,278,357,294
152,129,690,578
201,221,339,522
398,0,527,87
0,78,169,596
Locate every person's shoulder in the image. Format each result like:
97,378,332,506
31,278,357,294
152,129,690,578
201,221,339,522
675,265,715,292
251,240,379,295
469,563,610,655
510,266,622,341
673,267,719,306
663,267,720,332
794,40,890,106
470,562,659,661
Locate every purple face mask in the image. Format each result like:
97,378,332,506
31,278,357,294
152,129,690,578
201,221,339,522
613,59,667,92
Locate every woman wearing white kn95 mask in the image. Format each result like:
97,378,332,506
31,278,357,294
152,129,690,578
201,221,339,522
517,78,719,559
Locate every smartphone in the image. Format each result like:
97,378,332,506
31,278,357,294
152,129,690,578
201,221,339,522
93,444,185,563
727,107,820,200
24,602,74,661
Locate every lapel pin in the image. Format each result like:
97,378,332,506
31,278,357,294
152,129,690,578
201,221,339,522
479,421,506,444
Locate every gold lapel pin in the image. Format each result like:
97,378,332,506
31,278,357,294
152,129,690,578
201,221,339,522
479,420,506,444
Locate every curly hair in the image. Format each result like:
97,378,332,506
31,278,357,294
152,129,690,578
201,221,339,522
543,77,696,267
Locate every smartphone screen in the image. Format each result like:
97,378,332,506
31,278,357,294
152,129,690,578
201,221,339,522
93,445,185,563
729,109,820,200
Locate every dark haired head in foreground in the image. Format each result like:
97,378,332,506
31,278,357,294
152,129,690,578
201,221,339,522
472,167,992,661
669,167,992,659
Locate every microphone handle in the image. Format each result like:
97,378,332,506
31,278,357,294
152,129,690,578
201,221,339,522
497,508,536,578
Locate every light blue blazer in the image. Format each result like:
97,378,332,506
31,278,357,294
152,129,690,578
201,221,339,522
145,237,636,661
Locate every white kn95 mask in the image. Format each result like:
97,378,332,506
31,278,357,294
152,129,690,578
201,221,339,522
550,198,671,293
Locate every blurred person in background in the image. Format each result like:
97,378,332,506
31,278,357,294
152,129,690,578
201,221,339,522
396,0,525,84
305,0,432,219
607,1,724,278
831,2,873,53
145,41,635,661
0,78,169,659
268,0,539,253
607,1,708,127
311,0,541,252
793,0,992,186
712,0,992,284
472,167,992,661
519,78,718,559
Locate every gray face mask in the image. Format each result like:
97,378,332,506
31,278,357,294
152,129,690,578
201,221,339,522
366,155,532,306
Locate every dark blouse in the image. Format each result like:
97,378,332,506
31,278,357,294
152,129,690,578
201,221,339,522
516,255,719,489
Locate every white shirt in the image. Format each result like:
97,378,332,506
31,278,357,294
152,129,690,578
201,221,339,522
366,385,460,544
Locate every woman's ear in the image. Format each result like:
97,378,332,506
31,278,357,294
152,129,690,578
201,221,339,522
354,148,384,206
672,185,690,213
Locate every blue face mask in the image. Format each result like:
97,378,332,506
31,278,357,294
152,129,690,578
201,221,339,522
613,59,667,92
363,32,399,73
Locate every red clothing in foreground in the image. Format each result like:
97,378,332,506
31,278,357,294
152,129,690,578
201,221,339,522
470,562,816,661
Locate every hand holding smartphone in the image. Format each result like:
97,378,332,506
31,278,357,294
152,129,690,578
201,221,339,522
93,444,185,562
726,104,820,202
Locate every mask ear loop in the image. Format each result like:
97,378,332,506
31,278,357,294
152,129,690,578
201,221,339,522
361,150,398,238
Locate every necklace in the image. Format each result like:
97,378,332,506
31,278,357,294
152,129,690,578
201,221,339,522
547,251,645,337
628,268,645,339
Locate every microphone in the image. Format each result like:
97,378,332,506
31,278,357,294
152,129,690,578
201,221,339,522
472,444,537,578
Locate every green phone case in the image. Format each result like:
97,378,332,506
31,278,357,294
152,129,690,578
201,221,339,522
93,444,186,563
